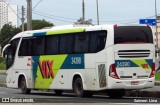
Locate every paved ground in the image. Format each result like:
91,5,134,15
0,87,160,104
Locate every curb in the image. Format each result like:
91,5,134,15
155,81,160,86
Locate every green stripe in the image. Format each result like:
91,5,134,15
46,28,85,35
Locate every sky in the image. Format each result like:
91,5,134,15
10,0,160,26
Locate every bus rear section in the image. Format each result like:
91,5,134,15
108,25,155,90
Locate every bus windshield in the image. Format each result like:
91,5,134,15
114,26,153,44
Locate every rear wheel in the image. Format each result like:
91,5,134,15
21,77,31,94
73,77,93,97
54,90,63,95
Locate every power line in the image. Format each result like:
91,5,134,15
32,0,44,11
3,1,21,20
33,10,160,24
24,0,44,21
119,15,160,24
26,0,160,25
32,12,74,23
34,10,77,21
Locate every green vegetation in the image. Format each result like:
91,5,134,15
0,57,6,70
74,17,92,25
23,19,54,31
0,19,54,49
155,72,160,81
0,23,21,49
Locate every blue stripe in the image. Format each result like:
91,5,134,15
115,60,138,68
145,59,153,68
61,54,85,69
33,32,46,36
32,56,40,81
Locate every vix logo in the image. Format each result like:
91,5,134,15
38,60,54,79
141,64,149,69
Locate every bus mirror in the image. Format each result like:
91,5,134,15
2,44,11,58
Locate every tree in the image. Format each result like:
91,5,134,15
0,19,54,49
20,19,54,31
74,17,92,25
0,23,21,49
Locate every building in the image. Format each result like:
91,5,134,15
0,0,18,29
153,16,160,48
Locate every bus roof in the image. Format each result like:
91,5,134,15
10,24,149,41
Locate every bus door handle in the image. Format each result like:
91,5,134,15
15,71,19,73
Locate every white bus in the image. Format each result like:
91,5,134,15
3,24,155,98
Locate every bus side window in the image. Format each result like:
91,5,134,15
89,32,98,53
75,33,89,53
19,38,28,56
66,35,74,53
89,31,107,53
46,36,59,55
6,38,20,69
60,35,67,54
32,37,45,55
60,35,74,54
6,46,13,69
97,36,106,51
97,31,107,52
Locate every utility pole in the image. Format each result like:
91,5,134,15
96,0,99,25
27,0,32,30
21,6,25,32
82,0,85,24
155,0,158,58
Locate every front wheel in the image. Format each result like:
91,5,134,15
21,77,31,94
73,77,93,97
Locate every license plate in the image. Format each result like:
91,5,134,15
131,81,139,85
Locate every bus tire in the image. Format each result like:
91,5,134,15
73,77,93,97
20,77,31,94
107,90,125,98
54,90,63,95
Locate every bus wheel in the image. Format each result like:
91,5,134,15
73,77,93,97
21,77,31,94
54,90,63,95
107,90,125,98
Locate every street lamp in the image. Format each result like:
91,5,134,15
96,0,99,25
26,0,32,30
82,0,85,24
155,0,158,58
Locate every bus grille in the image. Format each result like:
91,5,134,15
98,64,107,88
120,75,148,79
118,50,150,58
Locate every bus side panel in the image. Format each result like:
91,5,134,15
12,56,33,88
102,26,114,90
50,70,68,89
84,54,97,90
106,46,115,89
6,68,14,88
10,37,34,89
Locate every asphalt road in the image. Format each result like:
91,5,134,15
0,87,160,104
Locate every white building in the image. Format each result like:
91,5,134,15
0,0,18,29
153,16,160,48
